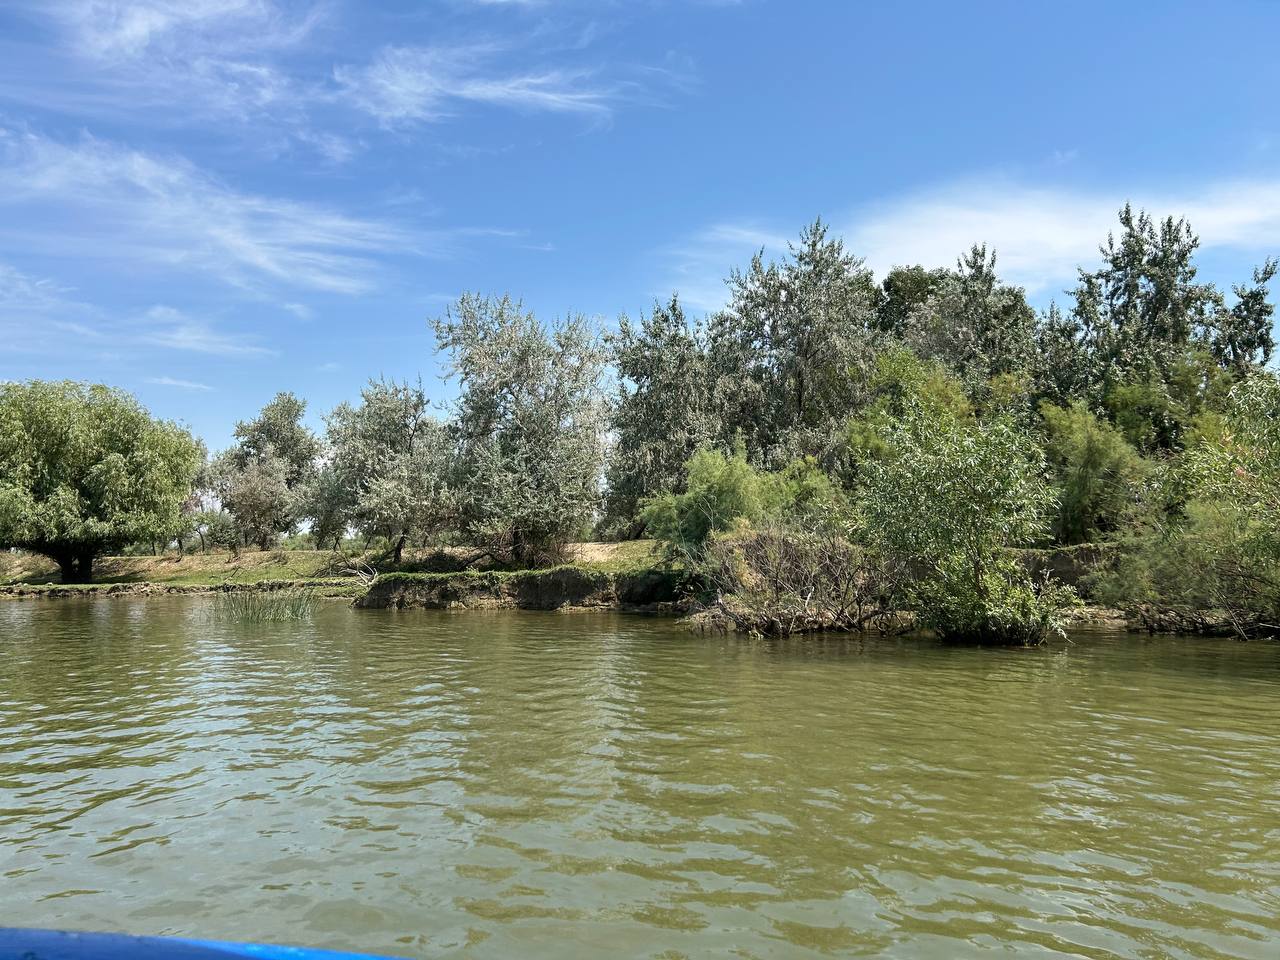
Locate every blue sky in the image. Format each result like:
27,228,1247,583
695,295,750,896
2,0,1279,450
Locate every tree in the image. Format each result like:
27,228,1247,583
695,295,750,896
0,381,202,582
1212,259,1278,374
323,379,453,563
708,218,880,466
207,447,294,551
862,401,1075,644
433,294,608,566
211,393,320,548
899,245,1037,389
875,264,948,336
231,392,320,490
298,462,349,552
1031,303,1092,409
604,295,713,534
1072,205,1220,382
1067,205,1275,393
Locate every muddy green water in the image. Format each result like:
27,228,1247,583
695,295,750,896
1,599,1279,959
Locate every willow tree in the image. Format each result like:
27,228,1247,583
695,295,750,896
433,294,608,566
0,381,202,582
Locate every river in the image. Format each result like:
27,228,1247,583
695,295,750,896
2,598,1278,958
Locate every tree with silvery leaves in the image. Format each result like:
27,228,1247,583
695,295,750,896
321,378,453,563
707,218,881,469
208,392,321,549
604,294,713,535
433,294,608,567
898,245,1038,390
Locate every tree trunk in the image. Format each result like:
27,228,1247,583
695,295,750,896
56,556,77,584
392,535,407,565
56,549,95,584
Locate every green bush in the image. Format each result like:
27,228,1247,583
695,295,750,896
1098,374,1280,636
862,401,1077,644
1040,401,1147,545
640,447,850,563
912,554,1077,645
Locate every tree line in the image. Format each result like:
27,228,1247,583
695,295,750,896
3,206,1278,642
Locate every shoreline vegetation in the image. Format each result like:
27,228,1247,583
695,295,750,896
0,541,1236,637
4,209,1280,643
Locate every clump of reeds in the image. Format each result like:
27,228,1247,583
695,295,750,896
214,587,316,622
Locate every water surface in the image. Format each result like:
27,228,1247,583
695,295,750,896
2,599,1279,958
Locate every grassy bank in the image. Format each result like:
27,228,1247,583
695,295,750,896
0,541,663,600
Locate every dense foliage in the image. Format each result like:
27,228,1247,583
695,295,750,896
862,402,1075,644
0,381,202,581
433,294,609,567
8,205,1277,642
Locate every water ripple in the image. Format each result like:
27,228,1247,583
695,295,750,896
1,600,1279,958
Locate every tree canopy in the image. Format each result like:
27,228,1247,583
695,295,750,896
0,381,202,581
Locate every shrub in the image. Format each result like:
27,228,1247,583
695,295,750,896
640,447,849,563
1101,374,1280,636
862,401,1077,644
1040,401,1147,545
700,522,900,635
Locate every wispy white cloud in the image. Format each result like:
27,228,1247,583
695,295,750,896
0,262,276,361
136,305,276,356
0,261,76,312
335,44,615,126
0,261,105,352
146,375,214,391
50,0,321,61
5,1,689,157
0,2,329,154
0,128,409,295
661,177,1280,309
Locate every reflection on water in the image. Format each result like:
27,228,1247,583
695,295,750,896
2,598,1279,958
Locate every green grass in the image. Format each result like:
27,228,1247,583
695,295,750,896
1,541,662,590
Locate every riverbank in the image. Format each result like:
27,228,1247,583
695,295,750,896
0,578,366,600
0,542,667,606
0,542,1248,636
1,541,659,583
353,567,681,612
0,569,1151,633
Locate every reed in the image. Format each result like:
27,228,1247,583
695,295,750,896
215,587,317,622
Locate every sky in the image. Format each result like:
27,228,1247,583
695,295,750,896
2,0,1280,450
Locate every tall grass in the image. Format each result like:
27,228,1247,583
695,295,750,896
214,587,317,622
